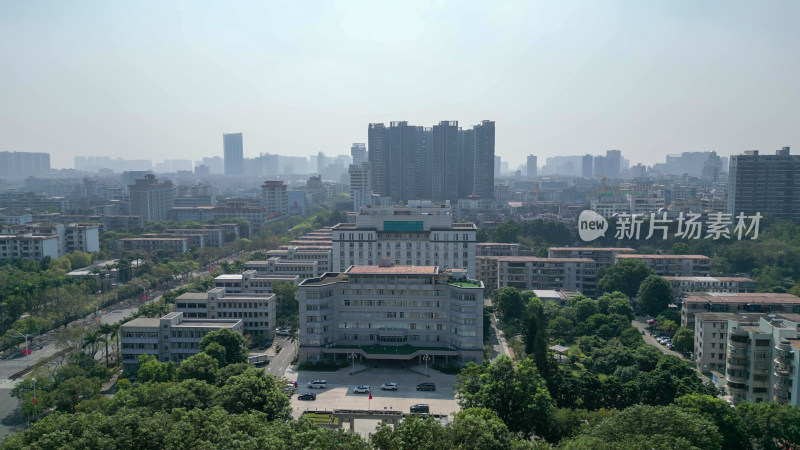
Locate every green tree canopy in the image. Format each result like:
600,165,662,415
598,259,655,298
637,275,674,316
455,356,554,438
199,329,247,367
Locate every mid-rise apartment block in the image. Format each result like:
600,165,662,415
332,204,476,276
118,237,189,254
120,311,242,373
129,174,175,222
175,287,276,340
298,265,484,365
682,292,800,328
0,234,60,260
615,254,710,277
548,247,636,266
261,181,288,216
491,256,597,296
725,315,799,405
727,147,800,222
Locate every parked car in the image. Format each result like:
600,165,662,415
381,383,398,391
416,383,436,391
353,385,371,394
297,393,316,401
410,404,430,414
308,379,327,389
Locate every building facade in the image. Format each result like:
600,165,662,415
175,287,276,340
331,204,477,276
129,174,175,222
298,265,484,365
727,147,800,222
548,247,636,267
120,311,242,373
615,254,711,277
223,132,244,176
261,180,288,216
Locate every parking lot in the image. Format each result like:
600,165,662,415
286,362,460,437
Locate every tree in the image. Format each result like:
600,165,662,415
735,401,800,450
597,259,655,298
455,356,554,437
50,376,101,413
492,287,525,322
213,370,292,420
669,242,691,255
489,221,519,243
637,275,674,316
371,415,448,450
137,354,176,383
98,323,114,367
177,352,219,384
82,331,105,359
548,316,574,337
670,327,693,353
199,329,247,367
574,298,599,323
523,296,548,374
272,281,299,329
676,394,747,450
562,404,723,450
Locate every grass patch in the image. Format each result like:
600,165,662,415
449,281,482,288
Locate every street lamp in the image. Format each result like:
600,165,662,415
12,333,34,368
349,352,358,375
423,354,430,377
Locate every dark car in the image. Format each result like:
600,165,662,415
410,404,430,414
297,392,317,401
416,383,436,391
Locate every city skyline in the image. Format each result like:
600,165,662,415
2,1,800,169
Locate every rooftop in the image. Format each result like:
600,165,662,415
121,318,160,328
346,265,439,275
694,312,763,322
684,293,800,304
663,276,754,282
176,292,208,301
549,247,637,252
494,256,596,264
215,274,243,281
617,254,710,260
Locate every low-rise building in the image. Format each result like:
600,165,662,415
266,245,332,274
118,237,189,254
214,271,300,294
476,243,522,257
682,293,800,328
175,287,276,340
615,254,711,277
478,256,597,296
548,247,636,266
244,257,321,279
298,265,484,365
120,311,242,373
664,276,756,298
531,289,584,307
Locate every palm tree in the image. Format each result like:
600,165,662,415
82,331,105,359
98,323,114,367
111,322,122,364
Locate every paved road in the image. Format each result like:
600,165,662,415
488,313,512,360
265,337,297,379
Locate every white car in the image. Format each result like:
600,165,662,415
380,383,398,391
308,379,327,389
353,385,371,394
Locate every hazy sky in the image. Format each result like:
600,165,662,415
2,1,799,169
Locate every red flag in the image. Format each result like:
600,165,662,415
32,397,37,405
368,391,372,400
